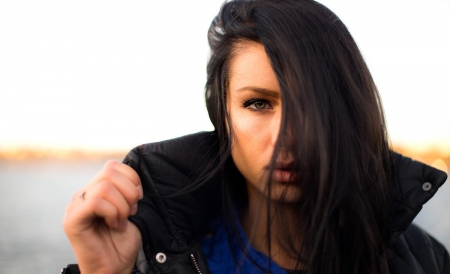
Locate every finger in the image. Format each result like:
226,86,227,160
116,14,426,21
66,180,138,225
89,181,133,228
113,161,141,187
65,182,133,233
89,161,143,203
63,195,120,235
113,162,143,200
66,181,132,229
100,160,141,187
104,170,141,207
90,196,120,230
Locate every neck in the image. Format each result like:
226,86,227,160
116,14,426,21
240,182,304,270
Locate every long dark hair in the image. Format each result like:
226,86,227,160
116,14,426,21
205,0,394,273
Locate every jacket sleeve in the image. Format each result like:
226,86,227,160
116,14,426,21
60,264,79,274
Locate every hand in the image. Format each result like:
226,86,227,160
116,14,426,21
63,160,143,274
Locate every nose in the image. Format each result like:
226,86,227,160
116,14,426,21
278,123,295,151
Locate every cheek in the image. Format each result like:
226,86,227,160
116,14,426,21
230,110,279,176
235,118,271,149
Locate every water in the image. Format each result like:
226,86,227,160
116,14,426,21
0,159,449,273
0,158,112,273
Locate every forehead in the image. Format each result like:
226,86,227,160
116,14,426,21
228,42,280,93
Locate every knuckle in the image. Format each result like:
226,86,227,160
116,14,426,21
62,215,71,232
88,196,101,209
62,211,77,234
97,180,114,196
104,159,120,170
64,203,73,215
102,160,120,175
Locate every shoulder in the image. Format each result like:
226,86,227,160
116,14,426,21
388,223,450,274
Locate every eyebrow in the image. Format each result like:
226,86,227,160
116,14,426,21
235,86,280,99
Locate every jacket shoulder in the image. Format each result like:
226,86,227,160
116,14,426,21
391,152,448,236
124,131,218,166
122,131,219,274
388,223,450,274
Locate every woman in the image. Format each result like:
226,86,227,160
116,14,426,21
62,0,449,273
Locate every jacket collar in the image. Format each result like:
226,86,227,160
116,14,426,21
391,152,447,236
126,131,448,243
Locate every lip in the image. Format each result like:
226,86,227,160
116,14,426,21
272,169,297,183
268,161,297,183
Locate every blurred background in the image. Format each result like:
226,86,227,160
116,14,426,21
0,0,449,273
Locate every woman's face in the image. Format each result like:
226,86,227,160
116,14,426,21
227,42,301,203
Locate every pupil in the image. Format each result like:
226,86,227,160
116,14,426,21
255,102,265,109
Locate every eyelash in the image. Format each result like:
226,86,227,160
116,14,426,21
242,97,273,111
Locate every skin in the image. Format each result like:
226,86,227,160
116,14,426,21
228,41,302,269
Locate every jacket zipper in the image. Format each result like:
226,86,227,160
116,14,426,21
189,253,203,274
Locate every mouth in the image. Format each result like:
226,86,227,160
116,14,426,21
268,161,297,183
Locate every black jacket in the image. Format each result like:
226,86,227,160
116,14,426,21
63,131,449,274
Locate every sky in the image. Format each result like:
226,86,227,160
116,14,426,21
0,0,449,153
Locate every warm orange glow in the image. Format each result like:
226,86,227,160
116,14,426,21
0,149,126,161
1,146,449,175
394,145,450,174
431,159,448,174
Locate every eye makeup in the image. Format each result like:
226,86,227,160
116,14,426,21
242,97,273,111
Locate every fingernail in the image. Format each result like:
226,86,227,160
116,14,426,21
120,220,128,231
131,203,138,215
137,185,143,199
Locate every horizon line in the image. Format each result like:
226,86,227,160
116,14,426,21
1,145,449,162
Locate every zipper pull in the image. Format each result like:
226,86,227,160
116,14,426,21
189,253,203,274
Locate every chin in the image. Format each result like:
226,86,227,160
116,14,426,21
268,184,302,203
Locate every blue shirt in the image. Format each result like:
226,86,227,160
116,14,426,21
201,217,289,274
